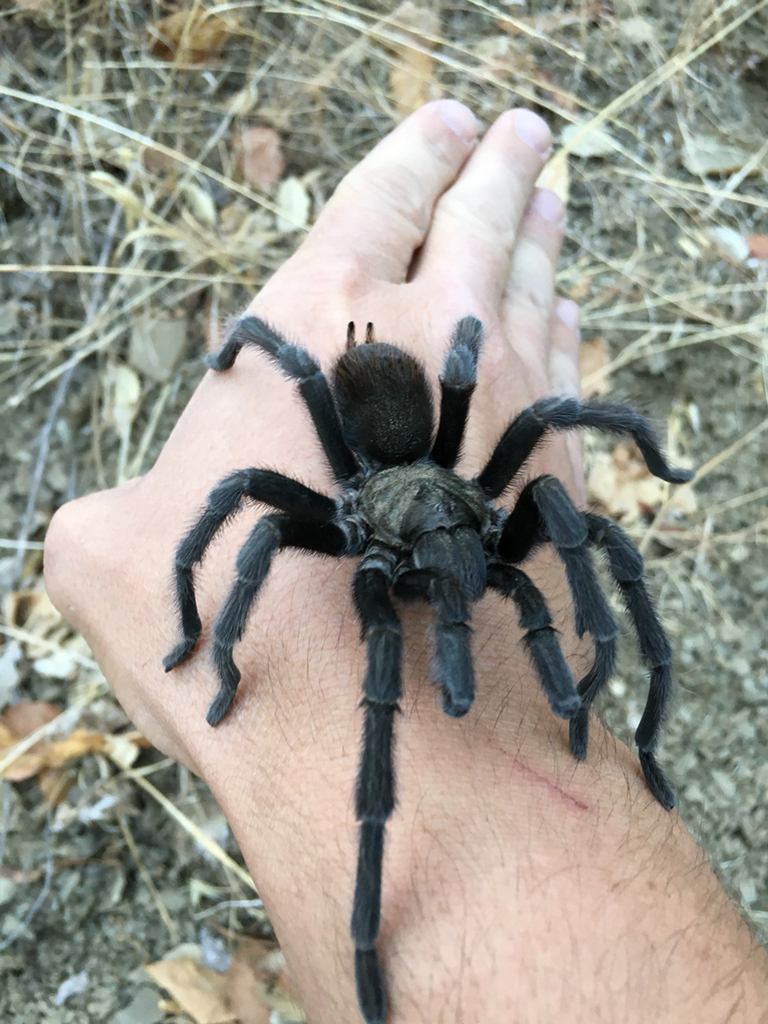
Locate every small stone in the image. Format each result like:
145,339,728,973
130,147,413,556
109,987,164,1024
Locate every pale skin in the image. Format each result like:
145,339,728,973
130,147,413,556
45,101,767,1023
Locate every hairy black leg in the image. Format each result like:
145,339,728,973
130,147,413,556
207,514,346,727
487,563,579,719
499,477,618,755
427,575,475,717
163,470,337,671
206,316,359,482
394,564,476,718
351,548,402,1024
586,513,676,809
404,525,486,717
478,396,694,498
430,316,484,469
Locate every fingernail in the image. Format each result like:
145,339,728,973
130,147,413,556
532,188,565,225
437,100,479,142
556,298,580,331
514,109,552,155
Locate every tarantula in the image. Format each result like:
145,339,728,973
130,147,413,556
163,315,692,1024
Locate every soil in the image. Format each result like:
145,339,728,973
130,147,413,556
1,2,767,1022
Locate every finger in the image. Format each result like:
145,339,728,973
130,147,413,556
549,299,581,399
412,109,552,306
502,186,567,396
303,99,478,283
547,298,585,501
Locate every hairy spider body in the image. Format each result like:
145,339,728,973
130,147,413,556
163,315,693,1024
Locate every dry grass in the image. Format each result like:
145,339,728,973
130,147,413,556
1,0,767,1017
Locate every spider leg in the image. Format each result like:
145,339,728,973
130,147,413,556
430,316,484,469
163,470,337,671
498,476,618,751
403,525,487,717
206,316,359,482
487,563,580,718
207,513,347,727
394,564,476,718
586,513,676,809
478,396,694,498
351,547,402,1024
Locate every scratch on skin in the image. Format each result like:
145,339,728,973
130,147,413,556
513,755,591,812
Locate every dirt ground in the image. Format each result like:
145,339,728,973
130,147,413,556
1,2,767,1022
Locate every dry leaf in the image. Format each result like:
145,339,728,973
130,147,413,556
145,957,235,1024
4,587,62,635
33,649,79,680
388,2,440,117
618,16,655,43
561,122,618,158
498,11,583,35
88,172,147,224
3,699,60,737
275,177,310,233
536,155,570,205
533,68,579,113
46,729,106,766
1,700,60,781
579,337,610,396
704,225,750,264
746,234,768,260
183,183,217,227
12,0,53,11
130,315,189,383
681,134,754,176
0,700,141,782
238,127,285,190
142,146,184,176
149,8,233,63
587,442,696,523
568,273,593,303
104,362,141,440
223,939,305,1024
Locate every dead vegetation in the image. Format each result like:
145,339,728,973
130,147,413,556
1,1,767,1020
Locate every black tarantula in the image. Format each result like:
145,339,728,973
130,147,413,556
163,315,693,1024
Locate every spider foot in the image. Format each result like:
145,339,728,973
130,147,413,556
355,948,386,1024
441,687,472,717
569,707,589,758
639,751,676,810
206,685,238,727
163,637,199,672
551,692,580,721
206,649,241,726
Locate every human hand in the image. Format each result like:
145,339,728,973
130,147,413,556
47,102,762,1024
45,99,581,776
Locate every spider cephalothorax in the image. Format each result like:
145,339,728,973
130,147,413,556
163,315,693,1024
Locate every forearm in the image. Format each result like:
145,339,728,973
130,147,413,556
191,563,768,1024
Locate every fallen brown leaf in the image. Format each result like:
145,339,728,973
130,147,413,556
145,957,235,1024
223,937,305,1024
579,336,610,396
587,442,696,523
536,155,570,206
238,127,285,190
0,701,143,783
149,7,233,63
533,68,580,113
2,699,60,737
681,134,755,176
746,234,768,260
388,2,440,117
